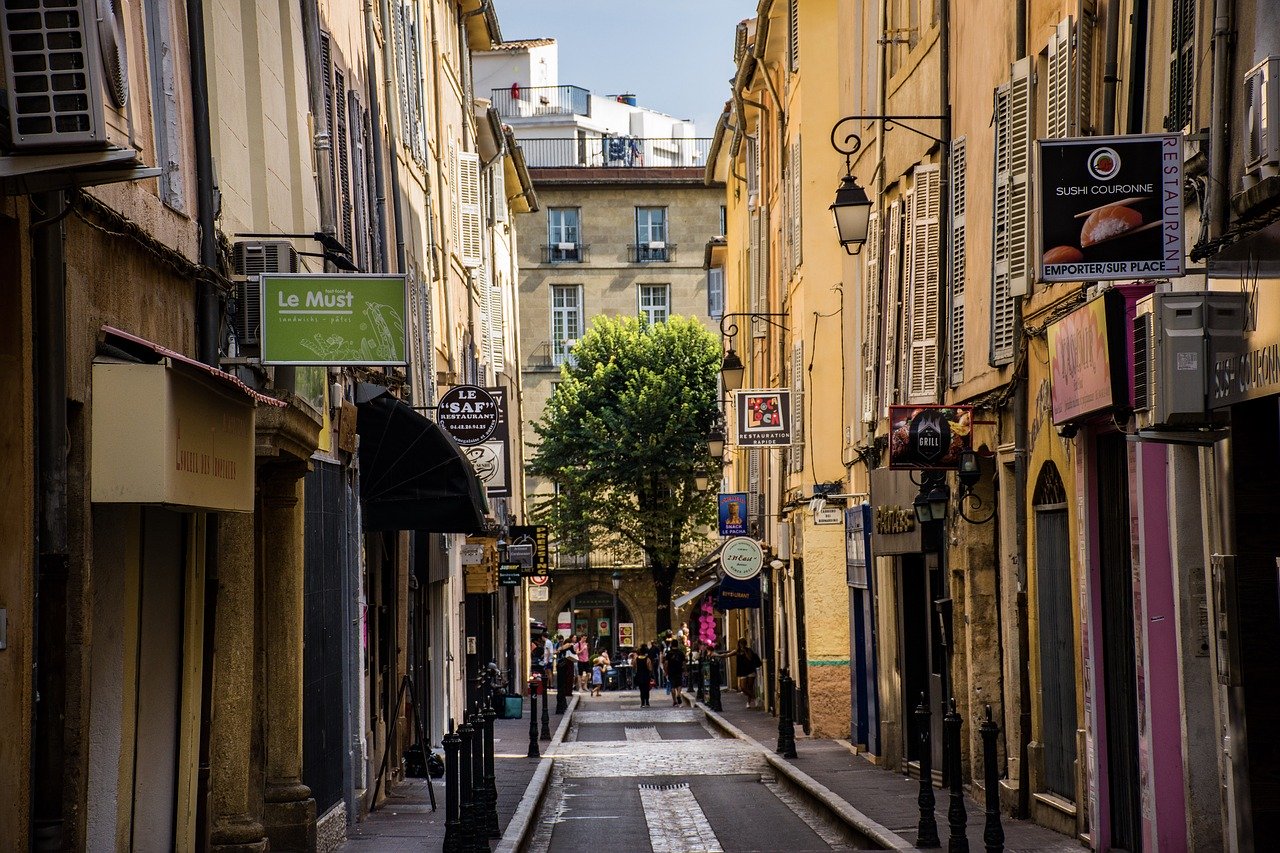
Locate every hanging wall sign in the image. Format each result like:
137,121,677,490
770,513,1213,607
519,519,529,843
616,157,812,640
1035,134,1184,283
720,536,764,580
437,385,499,446
260,274,407,365
509,524,550,575
718,492,749,536
461,386,512,498
887,405,973,470
734,389,792,447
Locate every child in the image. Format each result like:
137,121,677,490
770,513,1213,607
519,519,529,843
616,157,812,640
590,658,604,697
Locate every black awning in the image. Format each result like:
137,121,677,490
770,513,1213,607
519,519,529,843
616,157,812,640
356,385,489,534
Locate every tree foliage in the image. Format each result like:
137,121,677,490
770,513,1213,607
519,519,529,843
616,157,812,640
528,315,721,628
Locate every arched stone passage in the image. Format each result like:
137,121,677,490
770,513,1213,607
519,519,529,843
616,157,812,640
536,569,658,654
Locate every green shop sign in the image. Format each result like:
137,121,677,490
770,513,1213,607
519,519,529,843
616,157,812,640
260,274,407,366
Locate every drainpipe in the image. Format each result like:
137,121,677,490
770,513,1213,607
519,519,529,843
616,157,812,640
1207,0,1234,241
30,189,68,848
1011,0,1033,821
1125,0,1149,135
1102,0,1121,135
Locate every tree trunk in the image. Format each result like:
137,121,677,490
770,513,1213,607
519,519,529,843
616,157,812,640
653,573,673,635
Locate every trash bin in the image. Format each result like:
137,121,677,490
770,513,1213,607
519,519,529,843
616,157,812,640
501,694,523,719
605,668,619,690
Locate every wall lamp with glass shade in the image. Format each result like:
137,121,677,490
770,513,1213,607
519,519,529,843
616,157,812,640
707,429,725,459
718,313,788,393
694,471,711,492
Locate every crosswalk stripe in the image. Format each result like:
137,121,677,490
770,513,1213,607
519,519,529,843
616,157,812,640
638,782,723,853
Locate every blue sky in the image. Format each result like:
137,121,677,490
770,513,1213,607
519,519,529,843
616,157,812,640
491,1,757,136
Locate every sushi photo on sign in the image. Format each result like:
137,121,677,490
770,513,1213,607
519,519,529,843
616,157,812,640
1035,134,1183,283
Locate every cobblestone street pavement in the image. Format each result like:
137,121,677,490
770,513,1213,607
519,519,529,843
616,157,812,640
527,692,869,852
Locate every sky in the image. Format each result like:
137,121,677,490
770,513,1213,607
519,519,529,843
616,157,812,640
491,1,757,136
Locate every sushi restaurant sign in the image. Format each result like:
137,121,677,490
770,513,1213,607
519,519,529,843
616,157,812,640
260,274,407,366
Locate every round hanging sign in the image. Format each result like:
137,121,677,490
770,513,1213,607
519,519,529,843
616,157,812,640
436,385,498,446
720,536,764,581
529,573,550,587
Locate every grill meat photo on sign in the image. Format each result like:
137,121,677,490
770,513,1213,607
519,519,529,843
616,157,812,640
888,406,972,470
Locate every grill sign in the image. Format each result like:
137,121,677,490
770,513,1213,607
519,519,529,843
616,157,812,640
437,385,498,446
1035,134,1184,283
888,406,973,470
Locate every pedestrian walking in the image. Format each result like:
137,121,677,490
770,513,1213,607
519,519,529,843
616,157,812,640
664,641,686,706
717,638,762,709
634,643,655,707
590,657,604,697
576,635,590,693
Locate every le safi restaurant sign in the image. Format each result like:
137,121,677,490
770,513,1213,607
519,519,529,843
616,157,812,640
261,274,407,365
1035,134,1183,283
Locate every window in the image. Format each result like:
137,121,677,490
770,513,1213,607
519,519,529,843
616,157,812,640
905,163,941,403
635,207,668,261
456,151,483,267
1166,0,1195,131
707,267,724,319
547,208,581,262
991,58,1032,364
551,285,583,366
144,0,185,212
719,205,727,236
638,284,670,325
394,2,427,164
949,138,967,386
861,211,882,425
1047,13,1094,139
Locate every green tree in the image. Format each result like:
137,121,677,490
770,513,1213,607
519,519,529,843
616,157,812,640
529,315,721,633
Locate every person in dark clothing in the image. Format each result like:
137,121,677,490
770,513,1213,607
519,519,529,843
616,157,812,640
634,643,655,707
718,638,762,708
663,642,686,706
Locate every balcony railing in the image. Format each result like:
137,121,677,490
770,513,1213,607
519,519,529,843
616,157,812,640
541,243,589,263
628,243,677,263
491,85,591,118
528,340,577,370
518,137,712,169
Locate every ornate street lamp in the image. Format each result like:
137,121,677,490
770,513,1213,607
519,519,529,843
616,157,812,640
707,429,725,460
720,348,745,392
611,563,623,660
830,174,873,255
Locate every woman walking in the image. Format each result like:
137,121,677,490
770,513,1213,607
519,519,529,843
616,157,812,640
664,641,686,706
575,634,590,692
634,643,654,707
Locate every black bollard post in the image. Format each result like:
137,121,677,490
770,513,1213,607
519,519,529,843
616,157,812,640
914,693,941,847
777,668,798,758
945,698,969,853
443,721,463,853
468,708,487,853
696,657,706,704
540,675,552,740
456,716,476,850
482,704,500,838
556,659,570,714
527,679,541,758
709,655,723,712
980,705,1005,853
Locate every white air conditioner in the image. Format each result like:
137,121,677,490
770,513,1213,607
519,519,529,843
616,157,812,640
1245,56,1280,185
1133,291,1247,430
232,241,299,346
556,242,575,251
648,241,666,250
1,0,137,152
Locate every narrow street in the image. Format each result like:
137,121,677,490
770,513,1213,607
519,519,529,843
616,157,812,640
529,693,866,852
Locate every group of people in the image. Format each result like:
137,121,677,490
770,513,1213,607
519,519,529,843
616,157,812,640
532,626,763,709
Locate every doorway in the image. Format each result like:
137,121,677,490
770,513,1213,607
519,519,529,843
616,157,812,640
567,591,632,658
899,553,944,770
1033,462,1077,800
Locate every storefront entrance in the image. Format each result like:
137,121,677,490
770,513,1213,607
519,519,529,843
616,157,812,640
899,552,945,771
566,591,632,657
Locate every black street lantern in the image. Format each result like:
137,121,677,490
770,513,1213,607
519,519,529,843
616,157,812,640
695,471,711,492
914,478,951,524
957,449,981,490
830,174,873,255
707,429,725,460
721,348,746,392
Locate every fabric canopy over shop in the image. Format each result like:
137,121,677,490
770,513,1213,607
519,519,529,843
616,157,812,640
356,384,489,533
673,577,719,610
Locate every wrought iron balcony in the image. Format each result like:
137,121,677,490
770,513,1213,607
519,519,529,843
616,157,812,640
517,137,712,169
490,85,591,118
541,243,589,263
528,340,578,370
628,243,677,263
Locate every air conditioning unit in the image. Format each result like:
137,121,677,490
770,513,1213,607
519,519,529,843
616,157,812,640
1245,56,1280,185
0,0,137,152
231,240,298,346
1133,291,1248,430
648,241,666,250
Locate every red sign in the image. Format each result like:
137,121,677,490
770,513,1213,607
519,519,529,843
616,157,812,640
887,406,973,470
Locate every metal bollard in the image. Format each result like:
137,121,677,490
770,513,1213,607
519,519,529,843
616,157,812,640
457,716,476,850
482,704,500,838
776,668,798,758
709,655,723,712
527,679,541,758
696,659,706,704
915,693,941,848
443,721,463,853
468,708,487,853
980,705,1005,853
540,675,552,740
556,660,570,714
945,698,969,853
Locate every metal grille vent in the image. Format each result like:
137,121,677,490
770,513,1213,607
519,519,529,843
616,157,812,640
1132,312,1152,412
2,0,96,145
232,241,298,346
95,0,127,108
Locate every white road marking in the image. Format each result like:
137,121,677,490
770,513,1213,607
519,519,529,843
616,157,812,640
625,726,662,742
639,783,723,853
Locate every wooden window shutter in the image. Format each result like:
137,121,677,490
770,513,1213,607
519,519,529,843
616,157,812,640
334,68,354,257
1007,57,1032,298
755,208,770,334
1165,0,1195,131
1076,0,1097,135
493,163,507,223
450,141,460,252
790,341,804,473
990,60,1028,364
788,0,800,72
393,7,410,143
791,140,802,270
491,277,506,369
881,197,903,416
749,210,762,314
949,138,967,386
907,164,941,403
458,152,482,267
861,211,881,424
748,448,762,519
1047,18,1073,139
782,144,792,277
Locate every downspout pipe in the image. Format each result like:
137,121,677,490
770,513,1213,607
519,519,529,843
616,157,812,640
1012,0,1032,821
1101,0,1122,135
1207,0,1234,241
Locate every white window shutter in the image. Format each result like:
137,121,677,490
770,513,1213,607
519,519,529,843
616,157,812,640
782,145,792,277
1076,1,1097,135
490,276,505,370
881,197,903,416
450,141,460,252
949,138,968,386
1008,57,1033,297
861,211,881,425
755,208,769,335
908,164,941,403
749,210,761,314
788,0,800,72
748,448,762,519
493,163,508,223
1047,18,1072,140
459,151,483,268
791,141,802,270
790,341,804,473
